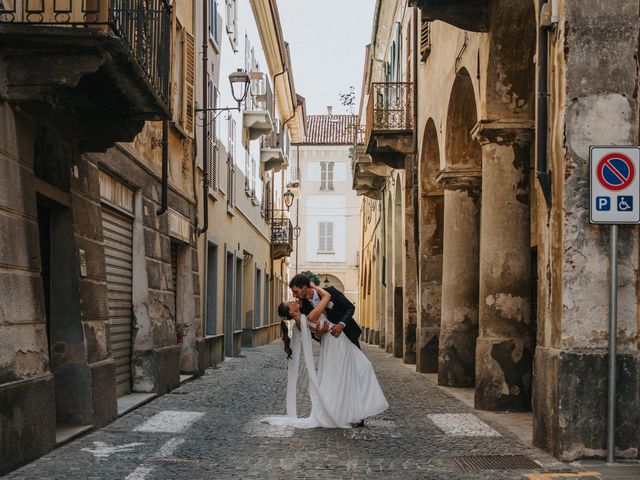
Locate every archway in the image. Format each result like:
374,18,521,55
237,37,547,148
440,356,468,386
438,68,482,387
392,176,404,359
417,118,443,373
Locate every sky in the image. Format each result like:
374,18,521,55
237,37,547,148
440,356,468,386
277,0,376,116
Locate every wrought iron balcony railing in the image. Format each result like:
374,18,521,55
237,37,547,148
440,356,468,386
271,214,293,259
261,120,289,157
365,82,413,146
247,72,274,119
0,0,171,105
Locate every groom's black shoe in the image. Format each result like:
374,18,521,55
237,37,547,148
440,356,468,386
351,420,366,428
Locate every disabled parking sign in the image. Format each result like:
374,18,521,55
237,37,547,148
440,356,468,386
590,146,640,224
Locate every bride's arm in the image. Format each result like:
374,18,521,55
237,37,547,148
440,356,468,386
306,286,330,325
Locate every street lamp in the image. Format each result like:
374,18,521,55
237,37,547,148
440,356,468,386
196,68,250,119
228,68,251,107
283,189,295,210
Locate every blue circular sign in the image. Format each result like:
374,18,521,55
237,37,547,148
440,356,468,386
597,153,635,191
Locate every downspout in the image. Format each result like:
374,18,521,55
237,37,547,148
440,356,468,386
157,119,169,215
412,6,420,282
198,0,209,234
537,2,552,209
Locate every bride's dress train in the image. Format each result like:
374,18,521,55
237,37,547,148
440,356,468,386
262,314,388,428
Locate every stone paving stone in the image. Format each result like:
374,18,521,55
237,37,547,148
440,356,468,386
6,341,586,480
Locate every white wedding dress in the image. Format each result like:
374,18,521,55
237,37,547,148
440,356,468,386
262,314,388,428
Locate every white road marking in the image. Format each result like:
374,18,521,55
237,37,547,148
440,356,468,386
133,410,205,433
156,437,185,457
427,413,501,437
81,441,145,458
124,437,186,480
125,466,154,480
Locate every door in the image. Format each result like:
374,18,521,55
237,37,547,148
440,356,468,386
102,207,134,397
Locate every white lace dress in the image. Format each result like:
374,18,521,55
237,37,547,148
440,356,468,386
262,314,388,428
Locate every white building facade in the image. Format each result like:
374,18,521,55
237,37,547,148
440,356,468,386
291,114,360,320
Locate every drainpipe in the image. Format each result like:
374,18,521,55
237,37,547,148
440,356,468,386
157,119,169,215
412,7,420,282
537,2,553,209
198,0,210,234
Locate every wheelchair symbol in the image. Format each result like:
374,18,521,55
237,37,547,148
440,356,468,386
618,196,633,212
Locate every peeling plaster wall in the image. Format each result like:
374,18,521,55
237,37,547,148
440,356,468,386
533,0,640,460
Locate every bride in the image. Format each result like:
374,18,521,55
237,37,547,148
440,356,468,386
262,285,388,428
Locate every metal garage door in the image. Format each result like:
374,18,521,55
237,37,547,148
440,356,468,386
102,207,133,397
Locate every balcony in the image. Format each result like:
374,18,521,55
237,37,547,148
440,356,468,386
260,120,289,173
365,82,413,170
0,0,172,151
409,0,489,32
243,72,274,141
271,214,293,260
352,143,390,200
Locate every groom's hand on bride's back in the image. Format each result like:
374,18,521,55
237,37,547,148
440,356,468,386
329,323,345,337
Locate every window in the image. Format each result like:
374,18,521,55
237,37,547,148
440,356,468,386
207,76,219,190
320,162,334,191
209,0,221,48
225,0,238,52
227,117,236,210
318,222,334,253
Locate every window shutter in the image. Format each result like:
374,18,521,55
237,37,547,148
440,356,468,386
183,31,195,135
227,118,236,209
328,162,334,190
420,14,432,61
226,0,233,33
327,222,334,252
319,222,326,251
207,79,218,190
406,20,412,84
320,162,327,190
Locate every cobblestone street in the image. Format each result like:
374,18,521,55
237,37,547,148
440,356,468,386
4,342,613,479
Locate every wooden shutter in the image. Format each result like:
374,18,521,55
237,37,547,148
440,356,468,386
208,79,218,190
406,20,412,84
328,162,334,190
420,15,432,61
326,222,334,252
319,222,326,251
227,118,235,209
184,31,195,135
320,162,327,190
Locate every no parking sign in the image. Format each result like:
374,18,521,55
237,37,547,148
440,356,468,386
590,146,640,224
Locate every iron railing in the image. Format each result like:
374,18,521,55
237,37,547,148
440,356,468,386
0,0,171,105
247,72,274,119
261,120,289,157
271,215,293,249
365,82,413,146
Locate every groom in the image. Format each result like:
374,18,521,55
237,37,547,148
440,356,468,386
289,273,362,349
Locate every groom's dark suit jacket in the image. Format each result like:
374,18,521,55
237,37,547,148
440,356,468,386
300,286,361,349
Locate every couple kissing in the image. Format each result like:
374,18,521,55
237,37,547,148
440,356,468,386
262,274,388,429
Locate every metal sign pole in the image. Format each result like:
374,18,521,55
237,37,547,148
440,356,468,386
607,224,618,464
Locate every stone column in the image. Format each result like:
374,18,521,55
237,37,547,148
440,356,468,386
437,170,481,387
473,121,533,411
403,155,417,364
416,192,444,373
